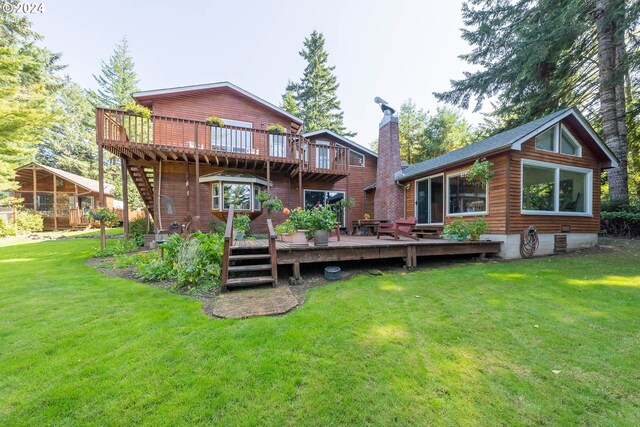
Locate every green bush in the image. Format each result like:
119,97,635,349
233,214,251,232
130,217,151,246
601,211,640,238
443,220,469,240
0,218,16,237
16,211,43,233
468,218,488,240
91,238,139,258
134,253,173,282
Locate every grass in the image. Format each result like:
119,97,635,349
0,237,639,425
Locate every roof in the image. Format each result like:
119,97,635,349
395,107,618,181
132,81,303,125
15,163,114,196
302,129,377,157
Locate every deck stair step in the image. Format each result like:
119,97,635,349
229,254,271,261
225,277,275,287
228,264,272,273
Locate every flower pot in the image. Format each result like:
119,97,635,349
290,229,309,247
280,233,294,243
313,229,329,247
233,229,245,241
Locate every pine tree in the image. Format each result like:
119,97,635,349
285,31,355,137
0,5,61,205
421,107,475,161
435,0,640,200
90,37,139,107
37,78,98,178
398,100,428,164
90,37,144,208
281,82,299,117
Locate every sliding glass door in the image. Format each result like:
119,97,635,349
415,175,444,225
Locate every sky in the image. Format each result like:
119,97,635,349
30,0,485,147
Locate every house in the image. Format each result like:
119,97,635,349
370,107,617,258
95,82,378,235
13,163,116,230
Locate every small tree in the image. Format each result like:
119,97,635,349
88,207,119,250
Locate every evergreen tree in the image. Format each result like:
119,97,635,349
421,107,475,161
90,37,144,208
285,31,355,137
435,0,640,200
0,4,61,205
398,100,428,164
280,82,299,117
37,78,98,177
90,37,139,107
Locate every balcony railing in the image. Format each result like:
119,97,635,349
96,108,349,174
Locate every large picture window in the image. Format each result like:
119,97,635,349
205,173,268,212
522,160,591,214
447,172,488,216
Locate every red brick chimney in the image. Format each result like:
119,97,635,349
374,108,404,221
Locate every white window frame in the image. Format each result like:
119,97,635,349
211,118,254,154
520,159,592,216
315,140,331,169
349,150,365,167
211,181,265,212
414,173,444,225
534,124,582,158
445,170,489,217
303,189,346,226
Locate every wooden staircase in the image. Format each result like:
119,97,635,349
221,205,278,292
127,164,155,217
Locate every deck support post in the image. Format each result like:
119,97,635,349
32,167,37,215
195,152,201,231
405,246,417,268
121,157,129,238
298,163,303,207
292,261,301,281
52,173,57,231
98,141,106,250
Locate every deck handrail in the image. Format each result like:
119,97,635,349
267,218,278,284
221,204,235,291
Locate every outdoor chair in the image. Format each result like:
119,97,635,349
377,217,419,241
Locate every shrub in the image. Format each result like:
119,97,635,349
92,238,140,258
308,205,338,232
16,211,43,233
134,253,174,282
0,217,16,237
443,220,469,240
130,217,151,246
210,219,225,235
274,220,296,235
601,211,640,238
256,191,284,212
233,214,251,232
468,218,488,240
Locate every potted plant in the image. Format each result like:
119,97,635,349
266,123,286,135
256,191,284,216
468,217,488,241
442,219,469,241
467,158,495,187
232,213,251,241
87,207,119,250
287,207,311,247
308,205,338,247
274,219,296,242
122,102,152,119
363,213,371,220
206,116,225,127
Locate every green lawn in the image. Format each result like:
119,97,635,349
1,237,639,425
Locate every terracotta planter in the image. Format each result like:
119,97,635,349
313,229,329,247
279,233,294,243
290,230,309,247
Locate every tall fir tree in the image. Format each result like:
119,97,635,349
284,31,355,137
398,100,428,164
435,0,640,200
90,37,144,208
0,3,62,205
37,78,98,178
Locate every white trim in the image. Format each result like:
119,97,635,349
302,129,378,158
209,181,267,212
534,126,557,153
132,81,303,124
511,109,575,151
559,124,582,157
315,140,331,169
445,170,489,217
414,173,444,226
520,159,593,216
349,150,365,167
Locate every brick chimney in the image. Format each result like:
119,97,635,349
374,110,404,221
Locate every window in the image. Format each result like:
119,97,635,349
222,183,251,210
447,172,488,215
534,124,582,157
416,175,444,224
269,133,287,158
211,119,253,153
349,150,365,167
521,160,591,214
211,184,220,210
303,190,346,226
560,126,581,156
315,141,331,169
535,127,556,152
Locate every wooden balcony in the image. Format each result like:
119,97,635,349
96,108,349,182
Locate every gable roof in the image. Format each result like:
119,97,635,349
395,107,618,181
132,81,303,125
15,163,114,196
302,129,377,158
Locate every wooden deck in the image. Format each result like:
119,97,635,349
233,235,501,279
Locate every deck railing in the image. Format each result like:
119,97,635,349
97,108,349,174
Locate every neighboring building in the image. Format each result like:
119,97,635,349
13,163,115,230
96,82,378,234
388,108,617,258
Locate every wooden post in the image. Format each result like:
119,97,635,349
74,184,78,226
121,157,129,238
298,163,303,207
52,173,57,231
98,142,106,250
32,167,37,214
195,152,201,231
292,261,301,280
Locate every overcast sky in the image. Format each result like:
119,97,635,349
30,0,485,146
